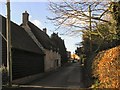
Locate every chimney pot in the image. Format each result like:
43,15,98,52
43,28,47,33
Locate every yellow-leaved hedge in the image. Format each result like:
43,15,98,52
92,46,120,88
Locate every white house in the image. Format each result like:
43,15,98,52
21,11,61,72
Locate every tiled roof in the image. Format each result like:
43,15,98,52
51,33,68,63
1,15,44,54
27,21,57,50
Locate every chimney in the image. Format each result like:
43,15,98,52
43,28,47,33
22,11,29,25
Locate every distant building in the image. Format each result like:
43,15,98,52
51,33,68,65
21,11,61,72
67,51,71,60
71,54,80,60
75,47,84,56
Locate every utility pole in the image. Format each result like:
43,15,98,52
6,0,12,86
88,5,92,52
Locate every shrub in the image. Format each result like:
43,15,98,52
92,46,120,88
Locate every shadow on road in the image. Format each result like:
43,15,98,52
2,63,87,90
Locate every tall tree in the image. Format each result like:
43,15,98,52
48,0,112,35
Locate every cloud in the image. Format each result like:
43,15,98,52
32,20,42,28
29,15,43,28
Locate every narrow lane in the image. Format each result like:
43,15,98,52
29,62,84,88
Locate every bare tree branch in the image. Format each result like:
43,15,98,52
48,0,112,35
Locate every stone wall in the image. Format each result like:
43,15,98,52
44,49,61,72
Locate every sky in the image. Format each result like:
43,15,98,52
0,1,82,53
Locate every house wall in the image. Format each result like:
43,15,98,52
2,17,7,67
0,15,2,89
2,39,7,67
44,49,61,72
53,51,61,68
12,49,44,80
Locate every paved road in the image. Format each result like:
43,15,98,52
28,62,84,89
2,63,85,90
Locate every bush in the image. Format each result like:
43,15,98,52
1,65,8,85
92,45,120,88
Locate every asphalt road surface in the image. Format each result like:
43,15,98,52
29,62,84,89
2,62,85,90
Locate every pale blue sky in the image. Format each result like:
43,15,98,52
0,1,82,53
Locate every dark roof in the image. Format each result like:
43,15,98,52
1,15,44,54
51,33,66,52
26,21,57,50
51,33,68,63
